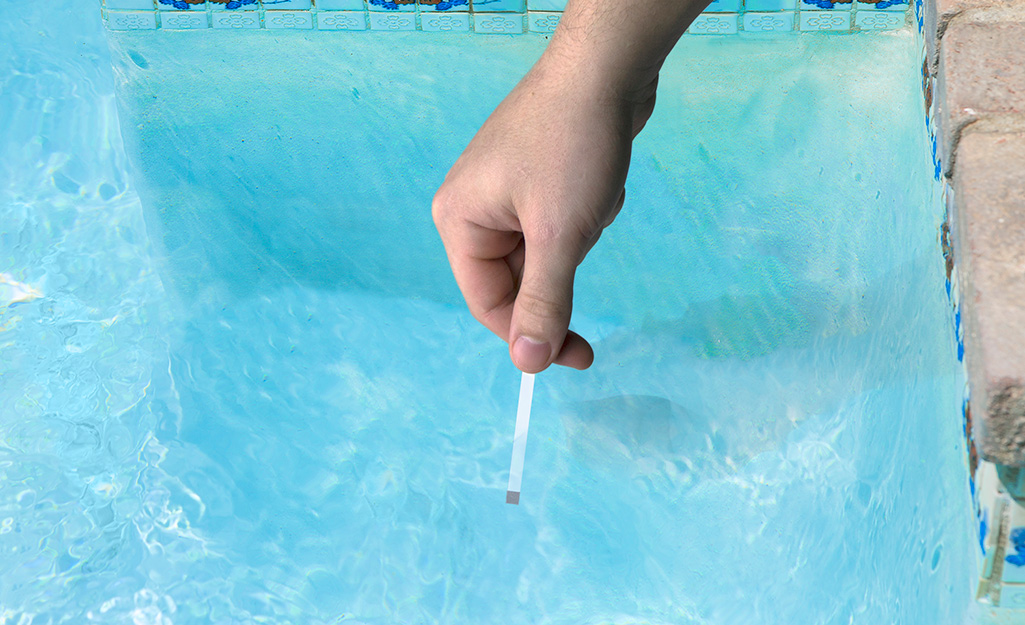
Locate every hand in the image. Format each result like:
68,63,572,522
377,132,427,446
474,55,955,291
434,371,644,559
432,52,657,373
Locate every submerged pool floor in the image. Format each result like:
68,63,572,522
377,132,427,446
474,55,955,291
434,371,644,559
0,2,977,623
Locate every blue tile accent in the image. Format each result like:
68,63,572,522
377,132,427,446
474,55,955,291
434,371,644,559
368,0,416,10
743,11,794,30
1005,527,1025,582
799,0,852,10
856,0,908,8
219,0,258,9
157,0,204,10
421,12,470,30
316,10,368,28
420,0,470,11
981,507,989,556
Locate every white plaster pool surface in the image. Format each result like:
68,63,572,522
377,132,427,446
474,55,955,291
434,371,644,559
0,1,978,623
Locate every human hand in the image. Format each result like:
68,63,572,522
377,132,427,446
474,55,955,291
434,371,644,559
432,51,658,374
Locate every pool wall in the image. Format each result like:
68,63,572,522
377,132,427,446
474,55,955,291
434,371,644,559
102,24,978,619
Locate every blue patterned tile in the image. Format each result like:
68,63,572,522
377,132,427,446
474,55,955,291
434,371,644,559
265,10,314,27
421,12,471,30
368,11,416,28
688,13,739,34
472,0,525,12
1002,505,1025,584
855,0,908,8
106,10,159,28
975,463,1004,580
473,12,524,32
855,10,904,29
156,0,204,9
315,0,364,7
211,10,261,27
105,0,156,9
799,0,852,9
316,10,368,28
527,11,559,32
799,10,851,29
526,0,565,9
419,0,470,11
743,12,794,31
368,0,416,10
214,0,259,10
162,11,209,26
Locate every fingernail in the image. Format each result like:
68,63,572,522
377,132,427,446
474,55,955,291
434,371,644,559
512,336,551,372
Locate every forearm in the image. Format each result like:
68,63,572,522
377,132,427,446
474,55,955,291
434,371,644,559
541,0,712,97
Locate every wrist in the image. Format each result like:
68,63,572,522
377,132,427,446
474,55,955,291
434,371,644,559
540,27,661,103
530,42,659,119
538,0,705,98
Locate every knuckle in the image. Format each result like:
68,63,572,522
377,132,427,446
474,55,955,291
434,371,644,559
516,289,571,324
431,185,454,226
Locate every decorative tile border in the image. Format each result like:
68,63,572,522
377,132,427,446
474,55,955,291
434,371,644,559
102,0,910,33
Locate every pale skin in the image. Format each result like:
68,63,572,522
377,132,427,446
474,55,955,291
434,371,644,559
432,0,713,373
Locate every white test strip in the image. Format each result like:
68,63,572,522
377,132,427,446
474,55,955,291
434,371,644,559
506,372,535,505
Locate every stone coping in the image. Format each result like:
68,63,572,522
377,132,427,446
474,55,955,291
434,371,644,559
929,0,1025,466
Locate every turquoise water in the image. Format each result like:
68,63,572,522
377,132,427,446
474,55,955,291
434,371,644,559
1,2,978,623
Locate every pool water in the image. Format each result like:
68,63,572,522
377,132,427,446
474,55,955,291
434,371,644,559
1,1,978,623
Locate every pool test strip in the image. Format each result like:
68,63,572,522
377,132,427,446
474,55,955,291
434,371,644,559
506,372,535,505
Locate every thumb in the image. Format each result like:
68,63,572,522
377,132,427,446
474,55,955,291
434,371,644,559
509,235,581,373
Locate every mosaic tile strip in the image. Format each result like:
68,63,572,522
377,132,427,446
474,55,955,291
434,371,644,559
101,0,910,33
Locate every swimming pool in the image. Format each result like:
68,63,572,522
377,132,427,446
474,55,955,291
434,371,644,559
0,1,977,623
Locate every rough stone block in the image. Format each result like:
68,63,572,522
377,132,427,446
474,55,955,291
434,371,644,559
926,0,1025,75
955,131,1025,465
938,14,1025,175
